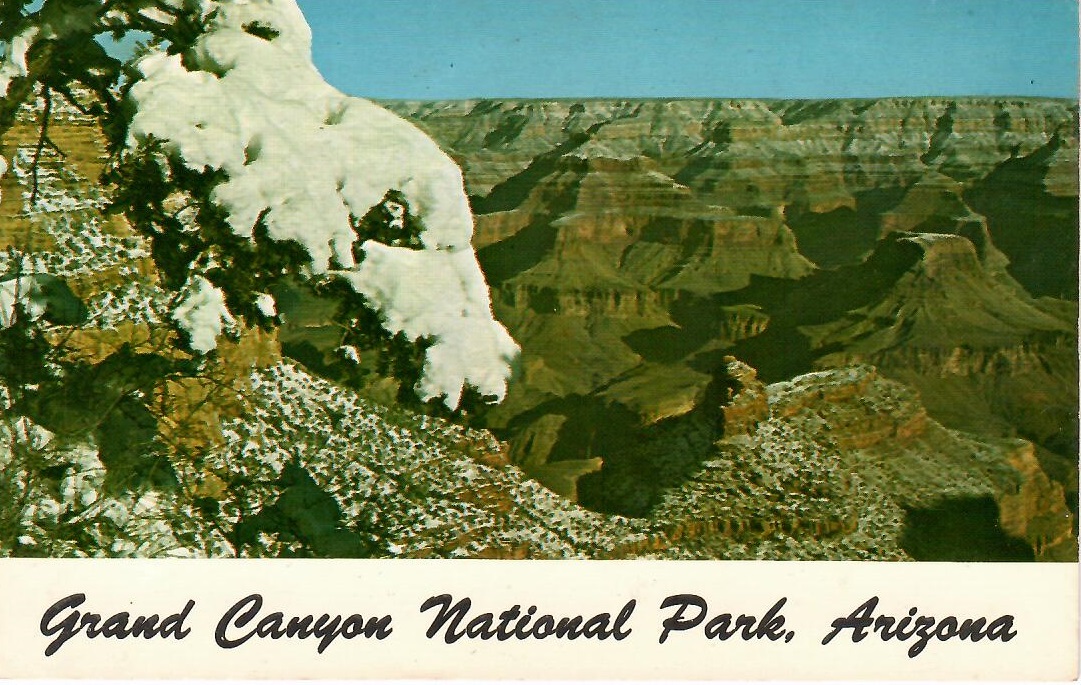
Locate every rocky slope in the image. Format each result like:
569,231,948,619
382,97,1077,560
657,360,1072,560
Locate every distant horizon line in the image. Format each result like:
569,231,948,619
369,93,1079,104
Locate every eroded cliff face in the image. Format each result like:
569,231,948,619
390,97,1077,292
384,97,1077,561
654,362,1073,561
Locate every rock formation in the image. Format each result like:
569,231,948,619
383,97,1078,560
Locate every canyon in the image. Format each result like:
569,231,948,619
0,94,1075,560
380,97,1078,560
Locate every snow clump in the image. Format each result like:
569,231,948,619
0,26,38,98
0,276,47,328
172,276,236,353
126,0,517,408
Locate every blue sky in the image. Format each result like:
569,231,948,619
296,0,1079,100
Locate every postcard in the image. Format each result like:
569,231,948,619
0,0,1077,680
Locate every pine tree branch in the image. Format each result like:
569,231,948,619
51,82,97,117
27,85,52,209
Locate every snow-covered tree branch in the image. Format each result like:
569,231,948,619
0,0,518,410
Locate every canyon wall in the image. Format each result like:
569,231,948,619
382,97,1078,560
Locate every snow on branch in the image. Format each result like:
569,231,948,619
172,275,236,354
126,0,518,408
0,26,39,99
